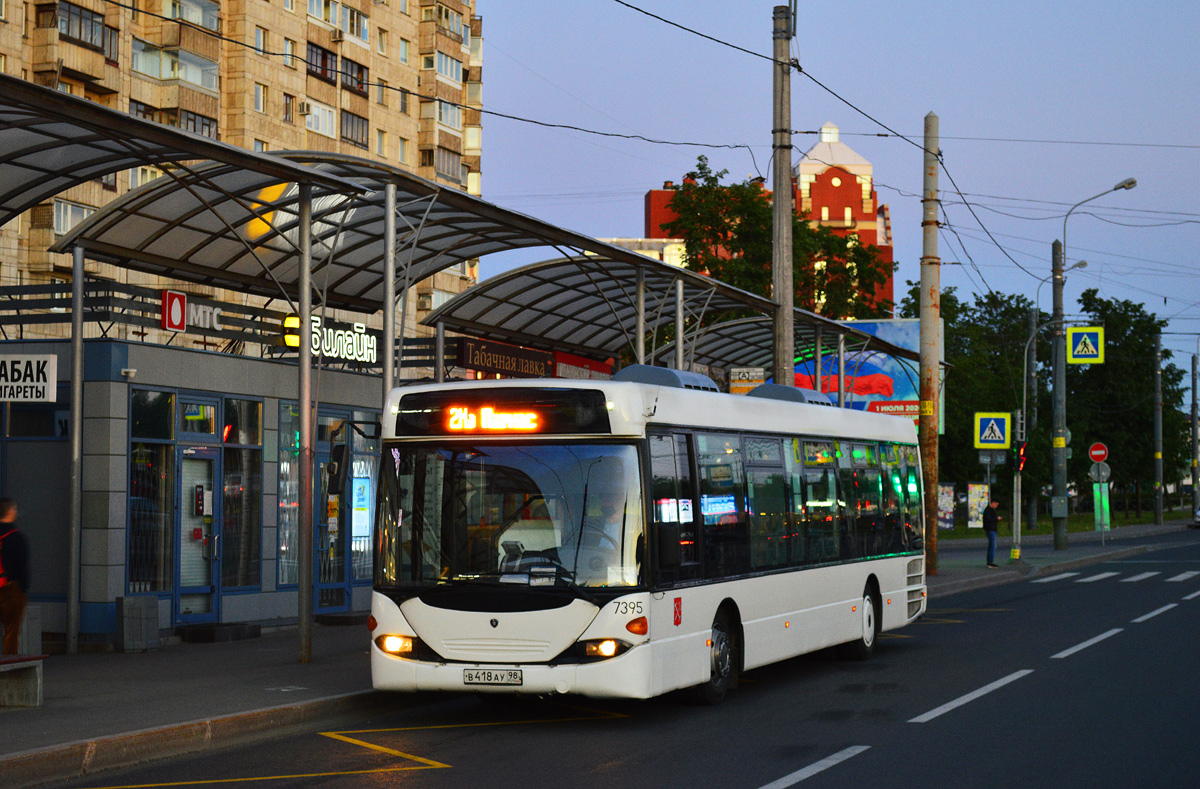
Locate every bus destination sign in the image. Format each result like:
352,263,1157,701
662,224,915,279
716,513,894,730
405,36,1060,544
448,406,539,432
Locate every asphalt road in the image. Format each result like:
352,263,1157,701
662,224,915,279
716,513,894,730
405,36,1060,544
56,531,1200,789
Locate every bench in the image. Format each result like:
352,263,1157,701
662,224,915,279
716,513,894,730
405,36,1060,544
0,654,47,707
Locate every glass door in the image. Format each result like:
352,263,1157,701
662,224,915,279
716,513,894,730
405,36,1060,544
315,450,348,611
177,447,221,623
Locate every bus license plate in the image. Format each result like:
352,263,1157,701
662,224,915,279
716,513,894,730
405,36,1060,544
463,669,522,686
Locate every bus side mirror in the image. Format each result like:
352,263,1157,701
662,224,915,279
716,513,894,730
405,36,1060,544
657,523,681,568
327,444,350,496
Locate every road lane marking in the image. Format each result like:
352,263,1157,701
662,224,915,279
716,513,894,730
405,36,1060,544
1183,589,1200,601
757,745,871,788
1076,572,1120,583
1166,571,1200,582
1051,628,1124,659
1032,573,1079,584
908,670,1034,723
1132,603,1178,623
1120,572,1161,583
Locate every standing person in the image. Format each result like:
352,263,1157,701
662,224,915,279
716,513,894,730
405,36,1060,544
983,499,1001,569
0,498,31,654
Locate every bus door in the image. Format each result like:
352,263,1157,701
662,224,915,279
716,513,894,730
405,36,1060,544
177,446,221,623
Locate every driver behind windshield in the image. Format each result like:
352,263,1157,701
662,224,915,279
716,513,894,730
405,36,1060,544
558,456,636,586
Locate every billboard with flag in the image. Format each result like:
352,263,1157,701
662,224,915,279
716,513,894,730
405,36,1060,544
793,318,944,433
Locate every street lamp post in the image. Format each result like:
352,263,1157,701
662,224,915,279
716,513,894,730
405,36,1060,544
1052,178,1137,550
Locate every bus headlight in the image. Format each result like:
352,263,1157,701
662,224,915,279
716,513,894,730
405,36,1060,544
583,639,631,659
375,634,416,655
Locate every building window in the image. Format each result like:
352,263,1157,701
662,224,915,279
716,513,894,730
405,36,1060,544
58,1,105,51
340,110,368,149
341,57,368,95
167,0,219,32
436,99,461,129
304,99,336,138
254,27,267,55
163,49,219,91
306,42,337,84
129,165,164,189
375,79,387,106
179,109,218,139
103,25,119,61
94,171,117,190
284,0,293,11
283,38,296,67
129,99,160,122
253,139,267,152
434,147,461,182
398,38,409,64
375,129,386,155
283,93,295,124
53,199,94,234
131,38,160,78
254,83,267,113
397,137,407,165
341,6,368,43
377,28,387,55
435,51,462,83
307,0,338,26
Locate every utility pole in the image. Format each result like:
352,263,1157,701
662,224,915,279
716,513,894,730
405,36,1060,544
1193,354,1198,516
771,4,795,387
1027,307,1039,533
919,112,941,574
1154,333,1163,525
1051,240,1068,550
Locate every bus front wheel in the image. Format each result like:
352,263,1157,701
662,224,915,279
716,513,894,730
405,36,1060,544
837,585,880,661
694,609,738,704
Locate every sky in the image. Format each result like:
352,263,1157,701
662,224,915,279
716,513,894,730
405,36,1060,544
472,0,1199,364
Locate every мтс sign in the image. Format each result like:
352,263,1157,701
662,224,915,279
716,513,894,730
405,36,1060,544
0,354,57,402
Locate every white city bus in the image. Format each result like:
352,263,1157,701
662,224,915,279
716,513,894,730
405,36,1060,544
369,366,926,702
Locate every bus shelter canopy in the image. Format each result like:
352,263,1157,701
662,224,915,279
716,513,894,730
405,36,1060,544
422,256,777,361
51,152,729,315
0,74,363,228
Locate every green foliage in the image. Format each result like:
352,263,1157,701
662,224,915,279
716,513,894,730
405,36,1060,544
901,282,1188,504
661,157,895,318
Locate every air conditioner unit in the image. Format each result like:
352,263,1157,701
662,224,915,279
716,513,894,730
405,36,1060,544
297,101,312,116
416,292,433,311
331,29,344,42
373,0,388,5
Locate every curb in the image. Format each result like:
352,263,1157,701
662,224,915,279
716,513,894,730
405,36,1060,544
2,690,391,789
927,544,1150,599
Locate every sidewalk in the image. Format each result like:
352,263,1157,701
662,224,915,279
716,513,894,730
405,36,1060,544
2,519,1193,788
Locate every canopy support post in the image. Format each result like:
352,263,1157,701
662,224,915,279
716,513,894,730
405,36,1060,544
298,184,314,663
67,245,83,654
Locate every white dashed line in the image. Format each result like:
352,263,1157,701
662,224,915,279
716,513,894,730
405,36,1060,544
1076,572,1120,583
908,670,1034,724
1166,571,1200,583
1183,590,1200,601
1120,572,1161,583
1132,604,1178,623
756,746,872,788
1051,628,1124,659
1032,572,1080,584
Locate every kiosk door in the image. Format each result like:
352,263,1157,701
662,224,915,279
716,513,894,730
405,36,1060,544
177,448,221,622
315,452,349,612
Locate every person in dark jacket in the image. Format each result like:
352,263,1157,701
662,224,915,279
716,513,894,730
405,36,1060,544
982,499,1001,569
0,498,31,654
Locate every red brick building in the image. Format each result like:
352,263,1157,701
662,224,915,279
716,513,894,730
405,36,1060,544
644,122,894,316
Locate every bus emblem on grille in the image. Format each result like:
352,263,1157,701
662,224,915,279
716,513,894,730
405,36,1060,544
490,619,499,628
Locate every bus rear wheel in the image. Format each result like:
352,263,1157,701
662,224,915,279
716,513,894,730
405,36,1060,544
837,585,880,661
694,609,738,704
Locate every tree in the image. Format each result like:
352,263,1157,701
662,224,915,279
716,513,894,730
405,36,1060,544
662,157,895,319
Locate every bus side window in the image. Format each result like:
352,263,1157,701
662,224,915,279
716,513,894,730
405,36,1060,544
745,437,787,570
834,442,860,560
649,432,698,584
697,432,749,579
801,441,839,564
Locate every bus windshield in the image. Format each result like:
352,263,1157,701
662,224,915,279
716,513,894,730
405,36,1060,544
375,442,643,589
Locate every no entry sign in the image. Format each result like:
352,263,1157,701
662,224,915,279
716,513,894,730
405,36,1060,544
1089,442,1109,463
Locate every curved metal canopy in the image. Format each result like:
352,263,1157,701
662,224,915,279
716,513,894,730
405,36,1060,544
651,314,919,371
0,74,363,228
422,255,778,360
52,152,703,314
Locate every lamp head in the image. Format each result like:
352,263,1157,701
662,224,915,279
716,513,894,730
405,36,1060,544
1113,178,1137,191
1068,260,1087,272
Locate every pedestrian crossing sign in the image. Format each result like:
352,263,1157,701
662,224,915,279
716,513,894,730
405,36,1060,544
1067,327,1105,364
974,412,1011,449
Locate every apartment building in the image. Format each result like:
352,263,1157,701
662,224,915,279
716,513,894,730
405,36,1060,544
0,0,482,345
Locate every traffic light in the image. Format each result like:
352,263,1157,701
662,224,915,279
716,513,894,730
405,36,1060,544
1017,441,1028,472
